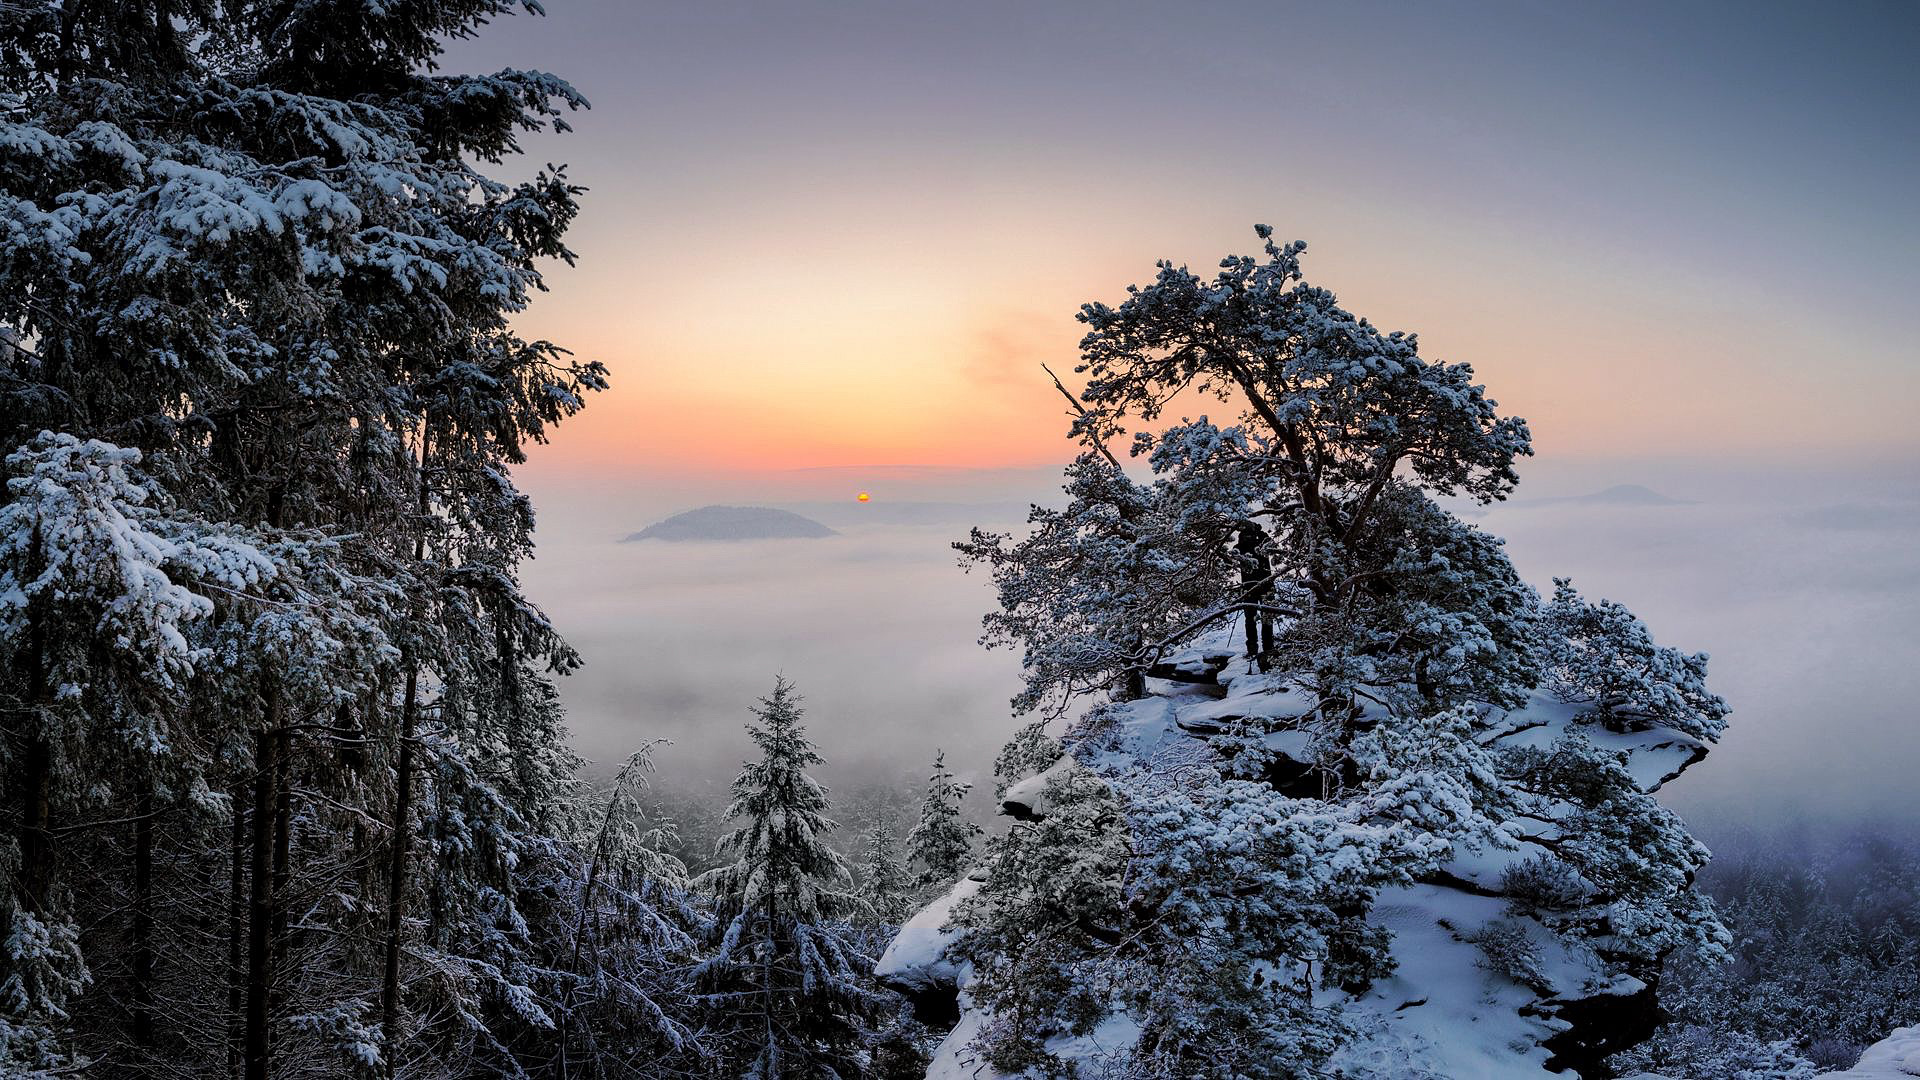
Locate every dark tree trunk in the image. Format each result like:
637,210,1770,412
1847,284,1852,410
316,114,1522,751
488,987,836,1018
381,424,432,1077
245,689,281,1080
269,735,292,1019
17,594,53,918
427,789,445,951
16,736,52,917
132,781,155,1048
344,698,377,947
380,661,420,1077
496,618,536,818
229,774,247,1077
762,895,781,1072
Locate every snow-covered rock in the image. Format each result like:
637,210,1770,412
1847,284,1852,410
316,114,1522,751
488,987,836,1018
888,623,1718,1077
1830,1026,1920,1078
997,757,1077,820
874,877,980,993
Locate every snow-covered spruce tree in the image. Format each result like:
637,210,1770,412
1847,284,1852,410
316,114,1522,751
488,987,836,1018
693,677,897,1077
905,750,982,894
853,821,933,1073
0,3,618,1077
902,228,1731,1078
857,822,916,928
0,431,398,1077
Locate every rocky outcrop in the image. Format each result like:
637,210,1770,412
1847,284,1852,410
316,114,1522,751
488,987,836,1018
880,628,1715,1079
1540,978,1664,1075
874,877,980,1029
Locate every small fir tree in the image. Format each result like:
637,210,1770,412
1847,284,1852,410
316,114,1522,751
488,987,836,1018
906,750,982,892
856,823,915,927
692,677,890,1078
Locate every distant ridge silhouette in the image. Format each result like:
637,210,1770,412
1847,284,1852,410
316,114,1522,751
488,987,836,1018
622,505,837,542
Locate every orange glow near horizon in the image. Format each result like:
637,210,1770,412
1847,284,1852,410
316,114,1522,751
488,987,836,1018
501,182,1916,484
515,228,1912,481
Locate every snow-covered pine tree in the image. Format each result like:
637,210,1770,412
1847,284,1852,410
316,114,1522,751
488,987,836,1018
1541,577,1729,741
898,227,1733,1078
991,720,1063,800
905,750,982,894
856,822,915,928
693,676,894,1078
0,3,610,1076
956,449,1257,713
530,744,708,1074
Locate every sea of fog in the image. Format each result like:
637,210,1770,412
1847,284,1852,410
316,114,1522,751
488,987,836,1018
519,459,1920,841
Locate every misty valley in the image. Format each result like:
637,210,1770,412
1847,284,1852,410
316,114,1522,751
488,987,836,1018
3,3,1917,1080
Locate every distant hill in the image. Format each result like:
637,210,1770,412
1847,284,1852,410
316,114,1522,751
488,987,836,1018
622,506,837,542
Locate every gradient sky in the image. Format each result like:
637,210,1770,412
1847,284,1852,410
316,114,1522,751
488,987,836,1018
446,1,1919,482
429,3,1920,828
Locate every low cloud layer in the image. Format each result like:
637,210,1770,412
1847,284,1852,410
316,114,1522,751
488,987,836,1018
1482,480,1920,832
522,458,1920,835
524,509,1031,800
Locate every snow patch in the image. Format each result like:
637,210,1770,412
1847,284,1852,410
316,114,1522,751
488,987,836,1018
1831,1027,1920,1078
